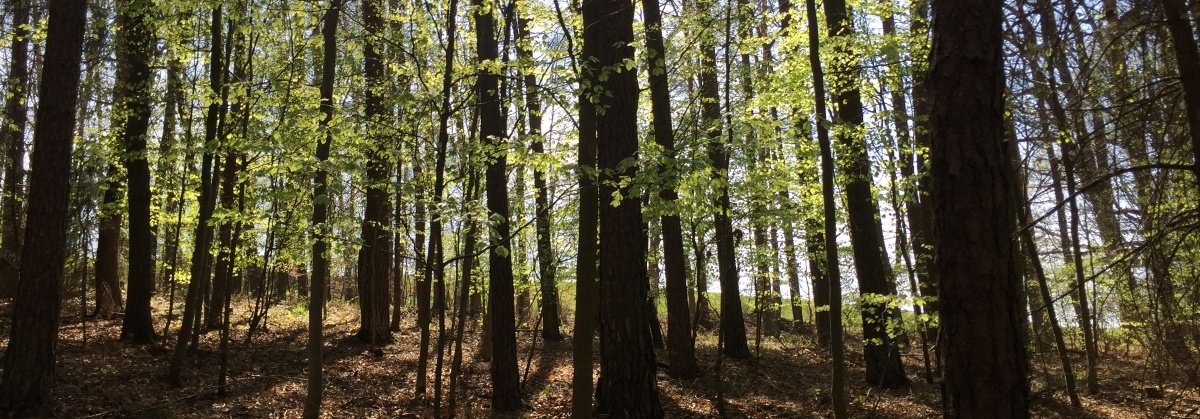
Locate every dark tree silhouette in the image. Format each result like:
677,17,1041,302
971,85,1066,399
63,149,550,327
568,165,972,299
0,0,88,413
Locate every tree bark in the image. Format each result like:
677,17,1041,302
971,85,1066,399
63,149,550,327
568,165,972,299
1161,0,1200,183
303,1,341,417
590,0,663,414
929,0,1030,415
168,5,224,385
0,0,86,413
822,0,908,388
517,15,563,342
0,0,31,299
476,0,520,410
642,0,699,371
95,167,124,319
804,0,846,415
356,0,393,345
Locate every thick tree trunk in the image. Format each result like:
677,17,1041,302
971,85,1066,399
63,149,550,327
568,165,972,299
590,0,663,414
0,0,86,413
116,0,159,344
929,0,1030,415
356,0,393,345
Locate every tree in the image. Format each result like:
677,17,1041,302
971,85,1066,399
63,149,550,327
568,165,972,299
117,0,160,344
168,4,224,386
929,0,1029,415
696,0,751,359
822,0,908,388
571,0,600,412
518,13,563,343
303,1,343,417
804,0,845,415
589,0,663,414
0,0,31,299
356,0,393,346
477,0,521,410
0,0,88,413
1160,0,1200,181
95,168,124,318
642,0,699,378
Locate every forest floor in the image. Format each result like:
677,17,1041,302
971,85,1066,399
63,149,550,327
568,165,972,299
6,296,1199,418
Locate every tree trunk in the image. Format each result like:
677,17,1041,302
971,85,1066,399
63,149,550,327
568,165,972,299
516,15,563,342
1161,0,1200,183
356,0,393,346
694,0,750,359
571,28,600,419
95,168,123,319
169,5,224,385
0,0,31,299
822,0,908,389
804,0,846,415
0,0,86,412
303,1,341,417
476,0,520,410
590,0,663,413
642,0,698,373
929,0,1030,414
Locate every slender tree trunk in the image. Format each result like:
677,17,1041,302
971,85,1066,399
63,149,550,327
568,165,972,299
805,0,846,415
303,2,342,417
693,0,751,359
642,0,698,373
907,0,938,358
822,0,908,388
571,39,601,419
1010,140,1081,408
476,0,520,410
0,0,31,299
0,0,86,412
168,5,224,385
929,0,1030,414
516,15,563,342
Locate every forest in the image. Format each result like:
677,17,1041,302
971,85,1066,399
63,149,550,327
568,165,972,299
0,0,1198,417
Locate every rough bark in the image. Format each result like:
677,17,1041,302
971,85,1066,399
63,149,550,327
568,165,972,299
476,0,520,410
590,0,663,413
356,0,393,345
0,0,86,413
929,0,1030,415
